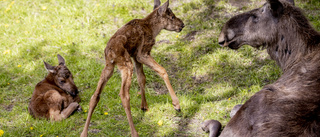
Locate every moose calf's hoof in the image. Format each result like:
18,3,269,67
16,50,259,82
201,119,221,137
230,104,242,118
141,107,148,112
174,108,181,112
77,105,83,112
173,104,181,112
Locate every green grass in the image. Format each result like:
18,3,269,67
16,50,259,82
0,0,319,136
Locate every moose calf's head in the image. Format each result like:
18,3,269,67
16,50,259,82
44,54,78,96
154,0,184,32
218,0,295,49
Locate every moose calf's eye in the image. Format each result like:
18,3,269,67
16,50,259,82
59,80,66,84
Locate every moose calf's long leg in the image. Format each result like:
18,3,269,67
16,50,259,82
45,90,79,121
117,55,139,137
60,102,79,118
138,55,180,111
81,63,115,137
45,90,63,121
133,58,148,111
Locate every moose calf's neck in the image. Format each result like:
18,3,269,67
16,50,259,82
45,72,57,85
142,11,166,39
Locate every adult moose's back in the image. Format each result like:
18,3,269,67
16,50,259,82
207,0,320,136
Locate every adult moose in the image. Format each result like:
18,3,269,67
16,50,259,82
219,0,320,72
80,0,184,136
28,54,81,121
206,0,320,136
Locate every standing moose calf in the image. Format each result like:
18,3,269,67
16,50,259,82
81,0,184,136
28,54,81,121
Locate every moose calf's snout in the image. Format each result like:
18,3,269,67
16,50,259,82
178,23,185,32
68,88,78,97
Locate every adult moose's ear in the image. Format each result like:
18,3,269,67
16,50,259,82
44,61,55,73
57,54,65,65
158,0,169,16
267,0,284,18
286,0,295,6
154,0,161,10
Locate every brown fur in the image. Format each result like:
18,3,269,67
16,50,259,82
28,54,81,121
219,0,320,72
215,0,320,136
201,120,222,137
80,1,184,137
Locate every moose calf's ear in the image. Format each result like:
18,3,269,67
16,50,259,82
57,54,65,66
44,61,55,73
154,0,161,10
158,0,169,16
267,0,284,18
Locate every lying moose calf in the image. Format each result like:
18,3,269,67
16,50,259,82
28,54,81,121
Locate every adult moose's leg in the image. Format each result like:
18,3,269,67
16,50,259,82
117,51,139,137
80,62,115,137
133,58,148,111
137,55,180,111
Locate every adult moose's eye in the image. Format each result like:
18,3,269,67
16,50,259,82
252,15,259,23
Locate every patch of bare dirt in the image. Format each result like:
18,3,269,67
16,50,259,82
226,0,251,8
157,39,171,44
4,104,14,112
131,8,147,16
112,114,125,121
170,116,206,137
189,118,209,136
150,82,168,95
192,74,211,84
208,0,265,20
183,31,198,41
89,129,101,134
